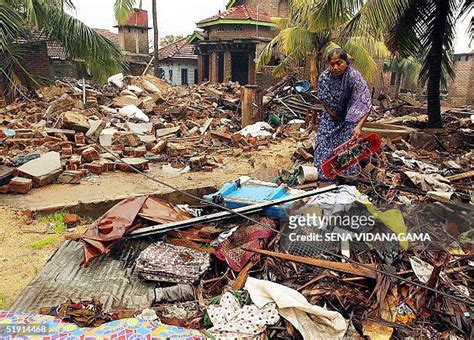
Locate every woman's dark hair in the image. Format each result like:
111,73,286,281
326,48,348,61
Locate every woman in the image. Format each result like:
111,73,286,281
314,48,372,180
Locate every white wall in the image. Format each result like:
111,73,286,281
157,60,198,86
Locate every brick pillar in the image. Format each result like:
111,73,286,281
248,52,256,85
224,52,232,82
210,52,219,84
197,54,204,83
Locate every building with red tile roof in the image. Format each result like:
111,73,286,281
192,0,288,86
156,36,198,86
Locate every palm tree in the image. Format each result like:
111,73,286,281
387,57,421,98
258,0,390,86
114,0,159,76
160,35,184,47
347,0,473,127
0,0,125,95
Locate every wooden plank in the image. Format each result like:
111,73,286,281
242,85,263,127
245,248,377,279
446,170,474,181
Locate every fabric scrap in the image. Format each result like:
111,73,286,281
207,292,279,338
0,311,203,339
136,242,210,284
78,195,191,267
245,277,347,339
215,217,275,272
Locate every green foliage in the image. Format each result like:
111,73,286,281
160,35,184,47
37,211,69,234
0,292,9,310
28,236,58,250
0,0,126,94
114,0,138,24
258,0,390,81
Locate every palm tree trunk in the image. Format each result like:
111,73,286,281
427,60,442,127
152,0,159,77
395,72,402,98
426,0,448,128
309,48,318,88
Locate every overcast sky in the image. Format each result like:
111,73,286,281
70,0,472,53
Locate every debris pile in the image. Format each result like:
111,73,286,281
58,175,472,338
0,74,286,194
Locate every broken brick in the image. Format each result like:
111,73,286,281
63,214,79,227
81,147,100,163
8,177,33,194
75,133,86,146
60,111,90,132
57,170,84,183
211,131,232,141
82,162,103,175
151,140,168,154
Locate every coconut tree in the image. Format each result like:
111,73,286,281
0,0,125,95
258,0,390,86
347,0,473,127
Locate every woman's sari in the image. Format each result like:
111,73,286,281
314,65,372,180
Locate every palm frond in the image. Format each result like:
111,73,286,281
345,0,412,37
272,17,290,30
343,38,379,81
114,0,137,24
277,27,314,61
33,0,127,82
417,0,457,87
307,0,363,32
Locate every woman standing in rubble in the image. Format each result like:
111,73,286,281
314,48,372,180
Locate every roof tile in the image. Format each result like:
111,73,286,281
158,37,197,60
197,4,272,25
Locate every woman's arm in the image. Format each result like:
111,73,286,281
315,97,344,120
351,111,370,140
346,69,372,139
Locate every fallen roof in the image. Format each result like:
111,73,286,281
158,36,197,61
10,240,155,313
196,4,274,28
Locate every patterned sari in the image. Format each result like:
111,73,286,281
314,65,372,180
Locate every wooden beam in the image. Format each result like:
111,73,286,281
446,170,474,181
245,248,377,279
241,85,262,126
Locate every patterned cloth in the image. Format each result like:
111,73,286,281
0,311,203,339
207,292,279,338
136,242,210,284
215,218,275,272
314,65,371,180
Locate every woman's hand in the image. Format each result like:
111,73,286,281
351,125,362,140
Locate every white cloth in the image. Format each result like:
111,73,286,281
245,277,347,339
306,185,368,215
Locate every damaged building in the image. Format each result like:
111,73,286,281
191,0,288,86
156,37,198,86
0,8,152,103
449,51,474,105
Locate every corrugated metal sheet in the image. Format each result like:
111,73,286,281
10,239,155,313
